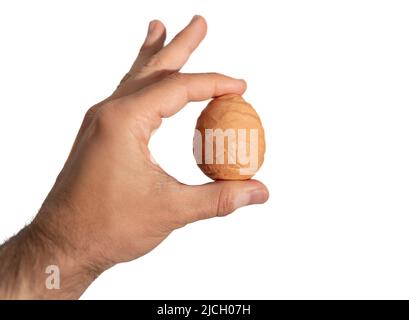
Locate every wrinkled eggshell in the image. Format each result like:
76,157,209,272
194,94,265,180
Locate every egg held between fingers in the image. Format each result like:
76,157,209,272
193,94,265,180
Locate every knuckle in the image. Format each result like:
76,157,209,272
207,72,221,78
81,105,99,127
84,104,99,118
80,103,103,129
93,102,119,131
205,72,224,81
216,187,236,217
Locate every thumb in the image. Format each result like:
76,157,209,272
179,180,269,223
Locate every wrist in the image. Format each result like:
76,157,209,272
29,217,99,299
0,203,107,299
31,201,109,299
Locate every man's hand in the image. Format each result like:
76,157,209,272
0,16,269,299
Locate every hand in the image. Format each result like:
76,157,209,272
0,15,269,299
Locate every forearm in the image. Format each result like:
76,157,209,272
0,212,99,299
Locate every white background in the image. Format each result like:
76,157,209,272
1,0,409,299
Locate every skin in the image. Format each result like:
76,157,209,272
0,15,269,299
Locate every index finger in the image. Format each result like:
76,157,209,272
123,73,246,120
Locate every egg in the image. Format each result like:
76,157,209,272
193,94,265,180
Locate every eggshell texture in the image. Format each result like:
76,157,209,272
194,94,265,180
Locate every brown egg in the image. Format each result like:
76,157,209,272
193,94,265,180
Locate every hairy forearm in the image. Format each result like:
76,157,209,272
0,210,99,299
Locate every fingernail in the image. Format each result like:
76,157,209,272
239,79,247,90
248,188,268,205
144,20,160,46
147,20,157,37
191,15,201,23
234,189,268,209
